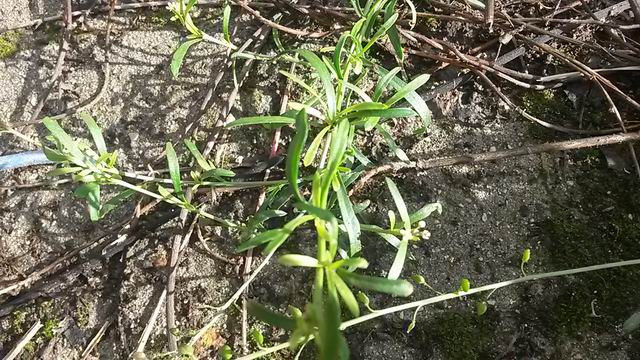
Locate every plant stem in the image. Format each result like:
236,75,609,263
359,224,402,236
110,179,164,201
111,179,236,227
237,258,640,360
120,170,287,188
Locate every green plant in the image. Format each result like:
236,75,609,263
0,31,20,59
41,114,282,228
42,0,438,357
220,27,440,360
167,0,236,78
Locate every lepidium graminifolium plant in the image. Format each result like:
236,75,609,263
40,113,286,228
42,1,441,357
223,15,440,357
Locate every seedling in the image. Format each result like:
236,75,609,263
521,248,531,276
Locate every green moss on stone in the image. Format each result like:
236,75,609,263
540,167,640,340
429,311,494,360
0,31,20,59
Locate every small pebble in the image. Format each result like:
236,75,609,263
489,146,497,152
481,213,487,222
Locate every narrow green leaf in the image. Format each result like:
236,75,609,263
296,50,336,120
350,17,366,38
384,0,404,62
278,254,320,267
239,214,312,253
244,209,287,230
202,168,235,179
321,119,350,196
346,107,416,119
288,102,325,120
343,82,373,103
42,117,82,160
388,240,408,280
236,228,290,253
350,0,364,17
408,202,443,224
316,291,347,360
170,38,201,79
336,176,361,255
99,189,135,218
388,210,396,229
377,66,432,129
340,102,387,116
303,126,330,167
333,272,360,317
296,201,335,223
226,116,295,128
330,257,369,270
79,113,107,155
247,301,295,331
333,32,350,79
185,0,198,13
337,269,414,297
222,2,231,43
385,178,411,231
75,183,101,222
272,26,285,52
183,139,211,171
361,13,398,54
352,199,371,213
376,232,401,248
157,185,182,205
165,143,182,195
385,74,431,107
286,110,309,203
42,147,67,162
322,55,338,78
47,167,82,177
373,67,402,101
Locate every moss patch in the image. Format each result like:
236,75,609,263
0,31,20,59
428,311,495,360
521,89,605,140
0,299,62,355
539,165,640,340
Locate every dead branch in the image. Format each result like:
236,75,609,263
351,130,640,195
23,0,72,124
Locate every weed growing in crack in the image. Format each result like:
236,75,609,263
42,1,438,355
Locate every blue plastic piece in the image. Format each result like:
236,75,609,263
0,150,53,171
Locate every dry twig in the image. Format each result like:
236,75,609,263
351,130,640,195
